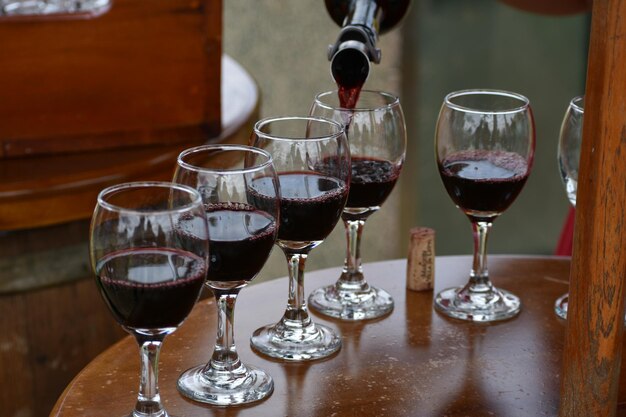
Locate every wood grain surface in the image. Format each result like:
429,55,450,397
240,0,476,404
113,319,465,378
50,256,593,417
0,0,228,230
560,1,626,416
0,0,221,157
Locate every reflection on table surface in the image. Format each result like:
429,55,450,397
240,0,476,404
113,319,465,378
52,255,578,417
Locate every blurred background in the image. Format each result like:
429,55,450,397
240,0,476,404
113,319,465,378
224,0,590,283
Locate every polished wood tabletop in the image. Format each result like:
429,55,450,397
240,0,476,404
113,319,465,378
51,255,591,416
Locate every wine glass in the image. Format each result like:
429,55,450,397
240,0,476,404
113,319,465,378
554,96,583,319
89,181,209,417
435,89,535,322
173,145,279,405
249,116,350,361
308,90,406,320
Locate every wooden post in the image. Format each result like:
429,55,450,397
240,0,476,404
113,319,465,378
560,0,626,415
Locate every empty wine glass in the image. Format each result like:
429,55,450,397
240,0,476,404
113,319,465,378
89,182,209,417
435,89,535,322
554,96,583,320
174,145,279,405
249,116,350,361
308,90,406,320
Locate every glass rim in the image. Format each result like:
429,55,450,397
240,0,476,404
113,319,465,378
570,95,584,113
253,116,345,142
177,144,274,174
97,181,202,215
444,89,530,115
313,90,400,112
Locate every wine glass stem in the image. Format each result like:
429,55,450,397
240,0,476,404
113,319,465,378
134,334,166,416
340,219,367,287
210,289,242,371
282,251,311,325
470,221,493,291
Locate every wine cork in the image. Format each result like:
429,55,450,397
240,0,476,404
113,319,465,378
406,227,435,291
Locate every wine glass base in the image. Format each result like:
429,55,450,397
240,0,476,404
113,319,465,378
177,363,273,406
308,284,394,320
129,408,169,417
434,286,521,322
554,292,626,323
554,293,569,320
250,321,341,361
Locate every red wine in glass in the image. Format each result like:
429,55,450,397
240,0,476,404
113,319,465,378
434,89,535,323
439,150,529,222
249,172,348,242
308,90,406,321
90,182,209,417
346,156,401,208
97,247,206,330
178,204,276,284
206,206,276,283
173,144,278,406
249,116,349,361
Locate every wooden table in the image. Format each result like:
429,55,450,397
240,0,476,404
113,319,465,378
51,255,606,417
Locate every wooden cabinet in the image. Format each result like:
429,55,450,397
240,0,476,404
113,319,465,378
0,0,223,231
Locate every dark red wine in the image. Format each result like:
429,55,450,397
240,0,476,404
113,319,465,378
206,206,276,283
177,204,277,283
339,84,363,109
96,248,206,330
439,150,529,221
338,82,364,109
250,172,348,242
346,157,401,208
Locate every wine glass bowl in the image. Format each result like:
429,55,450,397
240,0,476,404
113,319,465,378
434,89,535,322
89,181,209,417
554,96,584,319
173,145,279,406
308,90,406,320
249,116,350,361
